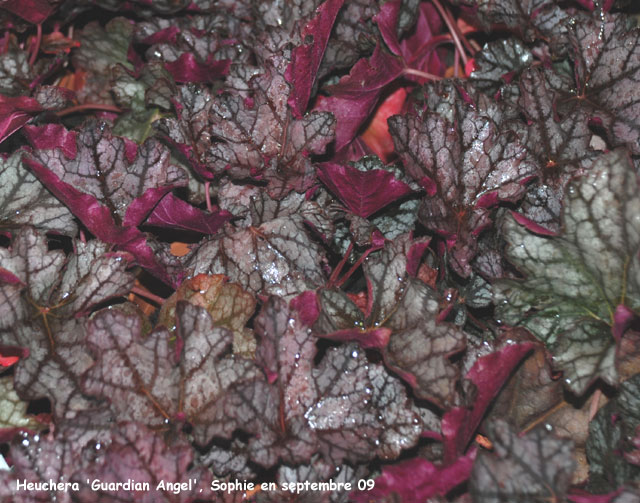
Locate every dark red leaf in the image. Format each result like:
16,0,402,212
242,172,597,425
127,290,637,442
164,53,230,83
442,342,535,462
0,95,42,145
1,0,54,23
351,449,476,503
317,161,412,218
286,0,345,116
315,45,403,152
145,193,231,235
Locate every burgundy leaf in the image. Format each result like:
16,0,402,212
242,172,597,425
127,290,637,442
247,297,318,466
251,297,422,467
515,67,597,231
442,342,535,462
315,45,403,152
317,0,379,78
145,193,231,235
286,0,345,116
4,430,88,503
317,161,412,217
0,95,42,144
376,0,445,76
449,0,571,54
23,123,186,227
470,39,533,95
351,450,476,503
374,0,404,56
256,457,367,503
309,343,422,465
164,52,230,83
23,122,187,285
315,236,466,407
0,0,54,24
161,67,335,197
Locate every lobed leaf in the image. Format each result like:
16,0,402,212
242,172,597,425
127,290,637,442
494,150,640,394
471,420,575,502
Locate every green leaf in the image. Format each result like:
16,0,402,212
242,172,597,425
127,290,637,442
111,63,175,142
0,377,41,435
494,150,640,394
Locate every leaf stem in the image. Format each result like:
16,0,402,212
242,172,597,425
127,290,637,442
520,400,567,434
335,245,381,288
131,286,166,306
328,241,354,287
589,389,603,421
204,181,213,213
56,103,122,117
431,0,469,64
403,68,442,81
28,23,42,67
454,48,460,77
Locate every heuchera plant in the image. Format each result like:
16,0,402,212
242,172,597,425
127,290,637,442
1,0,640,502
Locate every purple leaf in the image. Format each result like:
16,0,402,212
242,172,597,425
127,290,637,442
449,0,571,53
164,53,230,83
351,450,476,503
286,0,345,117
161,68,335,197
442,342,535,462
23,122,187,285
252,298,422,467
309,343,422,464
315,45,403,152
317,161,412,218
374,0,403,56
145,193,231,235
515,67,597,231
185,214,327,299
315,236,466,407
0,0,54,24
470,39,533,95
0,95,42,144
4,430,87,503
